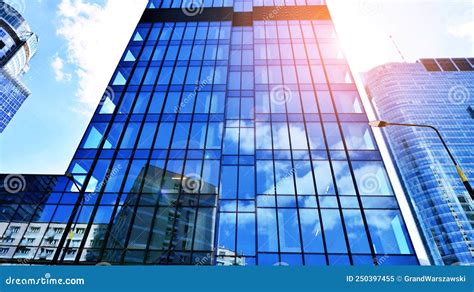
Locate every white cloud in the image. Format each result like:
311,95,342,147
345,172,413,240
51,55,72,82
448,20,474,40
56,0,147,112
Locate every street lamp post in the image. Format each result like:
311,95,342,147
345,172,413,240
369,120,474,200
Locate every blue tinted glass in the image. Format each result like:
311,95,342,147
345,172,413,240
256,161,274,195
321,209,347,253
258,253,279,266
343,209,371,253
377,255,418,266
120,122,140,149
313,161,335,195
299,209,324,252
52,206,74,223
131,67,146,85
280,254,303,266
278,209,302,252
304,254,326,265
257,208,278,252
220,166,237,199
122,160,147,193
138,123,157,149
205,122,223,149
133,92,151,113
218,213,236,250
274,161,295,195
237,213,256,255
328,255,350,265
366,210,413,255
154,122,174,149
239,166,255,199
223,128,239,155
171,122,190,149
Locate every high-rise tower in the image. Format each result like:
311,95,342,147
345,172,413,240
0,0,426,265
0,1,39,133
365,58,474,265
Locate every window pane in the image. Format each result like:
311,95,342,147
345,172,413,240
321,209,347,253
306,123,325,150
353,162,394,196
218,213,236,251
342,123,376,150
289,123,308,150
324,122,344,149
257,161,275,195
81,123,107,149
237,213,256,256
272,123,290,150
138,123,157,149
366,210,413,255
274,161,295,195
257,208,278,252
343,209,371,253
299,209,324,252
278,209,301,252
220,166,237,199
333,91,364,113
326,65,352,84
239,166,255,199
205,122,223,149
154,123,174,149
332,161,356,195
120,122,140,149
193,208,216,251
313,161,335,195
295,163,315,195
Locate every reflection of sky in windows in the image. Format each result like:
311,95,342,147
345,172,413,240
0,11,419,265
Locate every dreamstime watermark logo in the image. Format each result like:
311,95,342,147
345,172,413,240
270,85,293,105
175,75,212,113
273,163,303,193
182,173,203,193
3,174,26,194
448,85,470,105
358,0,382,15
376,254,390,265
84,164,123,202
99,86,116,106
182,0,204,17
359,173,380,194
262,5,283,21
5,273,85,286
194,253,212,265
0,0,26,17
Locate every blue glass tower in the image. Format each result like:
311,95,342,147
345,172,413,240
0,2,39,133
365,58,474,265
0,1,425,265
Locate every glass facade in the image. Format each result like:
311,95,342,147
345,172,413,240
366,58,474,265
0,1,421,265
0,69,30,133
0,2,39,133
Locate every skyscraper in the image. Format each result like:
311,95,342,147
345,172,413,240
0,0,427,265
365,58,474,265
0,2,39,133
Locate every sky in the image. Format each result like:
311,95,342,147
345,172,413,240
0,0,473,175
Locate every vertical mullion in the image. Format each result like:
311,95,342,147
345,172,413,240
311,21,378,265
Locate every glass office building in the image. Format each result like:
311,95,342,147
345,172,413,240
0,2,39,133
365,58,474,265
0,0,424,265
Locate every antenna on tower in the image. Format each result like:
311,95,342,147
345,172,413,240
389,35,406,63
